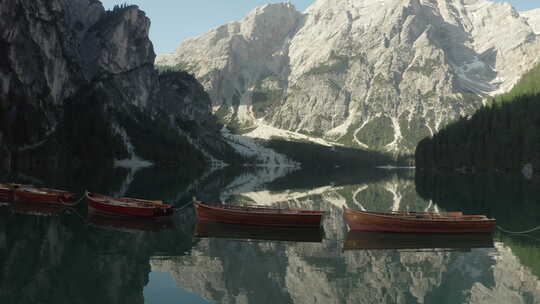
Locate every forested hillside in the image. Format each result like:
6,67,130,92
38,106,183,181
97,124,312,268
415,64,540,174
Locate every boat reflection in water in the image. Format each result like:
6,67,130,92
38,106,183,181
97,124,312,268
0,191,72,217
344,231,495,251
88,211,175,233
194,221,325,243
12,201,69,217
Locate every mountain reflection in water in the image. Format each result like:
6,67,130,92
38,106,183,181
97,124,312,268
1,168,540,304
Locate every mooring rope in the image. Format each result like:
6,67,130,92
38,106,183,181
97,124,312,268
496,225,540,234
58,191,88,207
174,201,194,213
63,207,87,224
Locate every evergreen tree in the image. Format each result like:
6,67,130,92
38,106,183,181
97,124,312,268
416,63,540,174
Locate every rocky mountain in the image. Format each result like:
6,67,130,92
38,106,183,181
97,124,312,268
156,0,540,153
0,0,237,175
522,9,540,34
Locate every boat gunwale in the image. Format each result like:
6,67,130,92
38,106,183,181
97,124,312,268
17,188,70,196
14,185,74,197
87,205,171,219
0,183,24,190
344,207,496,223
195,202,326,216
87,192,171,210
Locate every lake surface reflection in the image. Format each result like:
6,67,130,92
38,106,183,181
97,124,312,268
1,167,540,303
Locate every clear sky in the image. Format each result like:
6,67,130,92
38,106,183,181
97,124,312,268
101,0,540,55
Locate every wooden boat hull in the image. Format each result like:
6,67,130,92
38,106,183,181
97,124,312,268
0,184,25,202
14,187,75,205
87,193,174,218
344,208,496,233
344,231,494,250
195,222,324,243
0,186,13,202
194,202,326,228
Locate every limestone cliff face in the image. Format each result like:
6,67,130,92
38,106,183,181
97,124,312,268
154,71,240,164
0,0,235,173
523,9,540,34
156,3,302,119
0,0,153,135
157,0,540,152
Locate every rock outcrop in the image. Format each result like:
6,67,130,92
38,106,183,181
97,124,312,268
157,0,540,152
0,0,237,174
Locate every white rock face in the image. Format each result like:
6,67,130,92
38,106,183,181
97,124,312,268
157,0,540,152
522,8,540,34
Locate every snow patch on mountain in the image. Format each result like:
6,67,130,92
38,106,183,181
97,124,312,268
222,126,298,168
112,123,153,170
247,120,336,147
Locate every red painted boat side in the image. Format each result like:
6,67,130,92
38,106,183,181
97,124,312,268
343,208,496,234
0,185,13,202
0,184,28,202
86,192,173,218
194,202,326,228
13,187,75,205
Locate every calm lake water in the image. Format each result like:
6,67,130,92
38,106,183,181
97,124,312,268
1,167,540,304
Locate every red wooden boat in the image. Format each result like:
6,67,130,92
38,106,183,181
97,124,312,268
0,183,20,201
86,192,174,218
13,185,77,205
194,201,326,228
343,208,496,234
